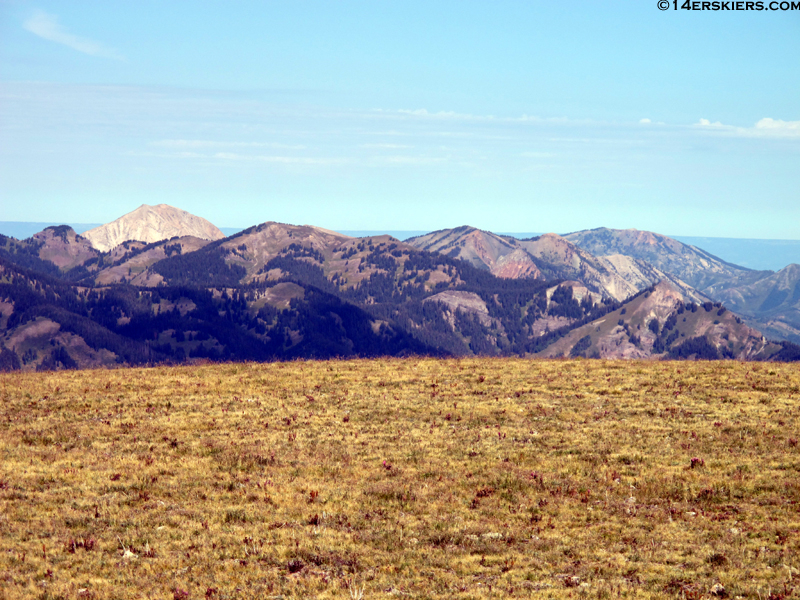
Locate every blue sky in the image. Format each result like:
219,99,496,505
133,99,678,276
1,1,798,238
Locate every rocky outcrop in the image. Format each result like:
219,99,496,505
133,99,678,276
424,290,493,326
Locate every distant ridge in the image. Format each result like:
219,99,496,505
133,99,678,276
81,204,225,252
562,227,756,290
2,222,799,270
405,226,707,302
0,222,103,240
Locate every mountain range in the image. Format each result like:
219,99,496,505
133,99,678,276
1,204,798,371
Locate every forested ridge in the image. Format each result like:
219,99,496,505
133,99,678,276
0,234,603,370
2,225,798,372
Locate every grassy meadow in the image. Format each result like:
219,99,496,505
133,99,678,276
0,358,799,599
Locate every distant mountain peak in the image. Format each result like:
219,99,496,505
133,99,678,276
563,226,751,289
82,204,225,252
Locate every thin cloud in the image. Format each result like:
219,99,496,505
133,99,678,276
127,150,345,165
134,148,443,167
152,139,306,150
23,10,124,60
397,108,470,119
361,143,411,149
388,108,571,124
213,152,347,165
376,156,447,165
694,117,800,138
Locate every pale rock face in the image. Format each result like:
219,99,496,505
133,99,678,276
563,227,751,291
425,290,491,323
82,204,225,252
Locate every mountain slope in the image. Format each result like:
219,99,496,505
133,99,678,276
138,221,630,357
406,227,543,278
82,204,225,252
563,227,760,290
31,226,100,272
93,236,214,286
1,226,101,281
707,263,800,343
0,255,439,370
0,259,158,370
562,227,800,343
534,281,781,360
406,226,708,303
517,234,709,302
147,221,468,294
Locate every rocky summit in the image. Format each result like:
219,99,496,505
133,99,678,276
81,204,225,252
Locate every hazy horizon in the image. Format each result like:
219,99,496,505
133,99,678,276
3,216,800,272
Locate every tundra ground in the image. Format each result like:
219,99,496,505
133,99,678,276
0,358,798,599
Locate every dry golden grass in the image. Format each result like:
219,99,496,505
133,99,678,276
1,358,799,599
